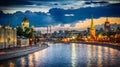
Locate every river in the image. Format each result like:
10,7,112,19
0,43,120,67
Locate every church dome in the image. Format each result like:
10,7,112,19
22,17,29,30
22,17,29,23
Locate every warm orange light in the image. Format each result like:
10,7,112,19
30,38,32,41
72,36,75,39
62,38,70,42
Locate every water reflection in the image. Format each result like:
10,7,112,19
34,51,40,67
87,45,92,67
20,57,25,67
0,43,120,67
97,46,102,67
8,61,14,67
71,43,76,67
28,54,34,67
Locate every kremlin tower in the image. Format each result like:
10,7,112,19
104,17,111,32
90,16,96,41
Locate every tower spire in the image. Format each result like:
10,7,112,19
91,15,94,28
90,15,96,41
106,17,108,22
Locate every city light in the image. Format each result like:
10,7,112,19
0,0,120,67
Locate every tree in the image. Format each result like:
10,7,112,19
16,27,23,36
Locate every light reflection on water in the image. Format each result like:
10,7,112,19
0,43,120,67
20,57,25,67
71,43,76,67
9,61,14,67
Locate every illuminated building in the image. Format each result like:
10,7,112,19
0,24,17,49
22,17,29,31
19,17,35,45
22,17,35,30
90,16,96,41
62,38,70,42
17,38,29,47
104,17,111,32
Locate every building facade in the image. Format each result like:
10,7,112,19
0,24,17,49
17,38,29,47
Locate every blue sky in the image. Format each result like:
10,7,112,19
0,0,120,33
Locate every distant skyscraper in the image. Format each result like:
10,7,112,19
22,17,29,31
32,24,34,29
47,26,48,34
104,17,111,32
50,26,51,34
90,16,96,41
46,26,52,34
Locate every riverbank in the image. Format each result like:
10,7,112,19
0,45,49,61
53,41,120,50
80,41,120,50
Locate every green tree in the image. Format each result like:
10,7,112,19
16,27,23,36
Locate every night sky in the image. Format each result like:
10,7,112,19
0,0,120,32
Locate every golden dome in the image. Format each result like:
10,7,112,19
0,24,2,28
22,17,29,23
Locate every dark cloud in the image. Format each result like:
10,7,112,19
49,3,120,23
0,3,120,27
0,0,33,6
0,0,119,6
0,10,55,27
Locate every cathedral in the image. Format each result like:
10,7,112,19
22,17,34,30
22,17,29,31
21,17,35,45
90,16,96,41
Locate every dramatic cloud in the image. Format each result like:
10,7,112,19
0,0,120,33
1,0,120,13
0,3,120,27
35,17,120,33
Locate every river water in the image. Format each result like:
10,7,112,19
0,43,120,67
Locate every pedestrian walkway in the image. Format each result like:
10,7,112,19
0,45,41,55
0,44,48,61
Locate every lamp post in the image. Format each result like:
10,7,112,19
29,38,32,46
